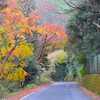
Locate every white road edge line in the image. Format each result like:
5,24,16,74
20,91,35,100
20,84,54,100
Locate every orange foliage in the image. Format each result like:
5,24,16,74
0,0,68,81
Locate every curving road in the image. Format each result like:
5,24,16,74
21,82,91,100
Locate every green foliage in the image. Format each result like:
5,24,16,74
7,93,17,97
40,76,51,84
76,54,87,65
78,64,86,78
65,62,80,79
7,83,15,92
47,50,68,81
0,79,21,95
0,83,5,91
64,76,68,81
40,53,50,70
65,0,100,60
0,83,6,98
25,83,36,89
56,51,68,64
68,68,77,78
50,63,67,81
23,56,40,84
64,0,100,76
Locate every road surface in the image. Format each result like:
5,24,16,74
21,82,91,100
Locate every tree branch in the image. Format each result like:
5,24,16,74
0,41,19,75
63,0,99,13
0,25,23,75
93,22,100,29
37,35,47,60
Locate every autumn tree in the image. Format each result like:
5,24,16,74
0,0,68,81
0,0,42,79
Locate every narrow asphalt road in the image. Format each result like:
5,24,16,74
21,82,91,100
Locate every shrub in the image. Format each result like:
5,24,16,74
40,76,51,84
68,68,77,79
7,93,17,97
7,83,15,92
25,83,36,89
0,83,6,98
50,63,67,81
64,76,68,81
78,64,86,78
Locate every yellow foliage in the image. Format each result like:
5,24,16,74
0,27,6,34
56,50,68,64
4,19,11,26
0,61,28,81
0,0,37,82
13,41,34,58
61,39,68,47
47,50,68,67
54,39,68,48
1,46,7,57
21,75,25,81
0,41,33,80
0,73,4,79
36,26,47,34
56,31,60,36
0,63,2,71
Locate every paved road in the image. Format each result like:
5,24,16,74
21,82,91,100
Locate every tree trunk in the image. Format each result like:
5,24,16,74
0,42,18,75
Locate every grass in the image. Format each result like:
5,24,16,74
7,93,17,97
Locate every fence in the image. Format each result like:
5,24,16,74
81,74,100,95
86,54,100,74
